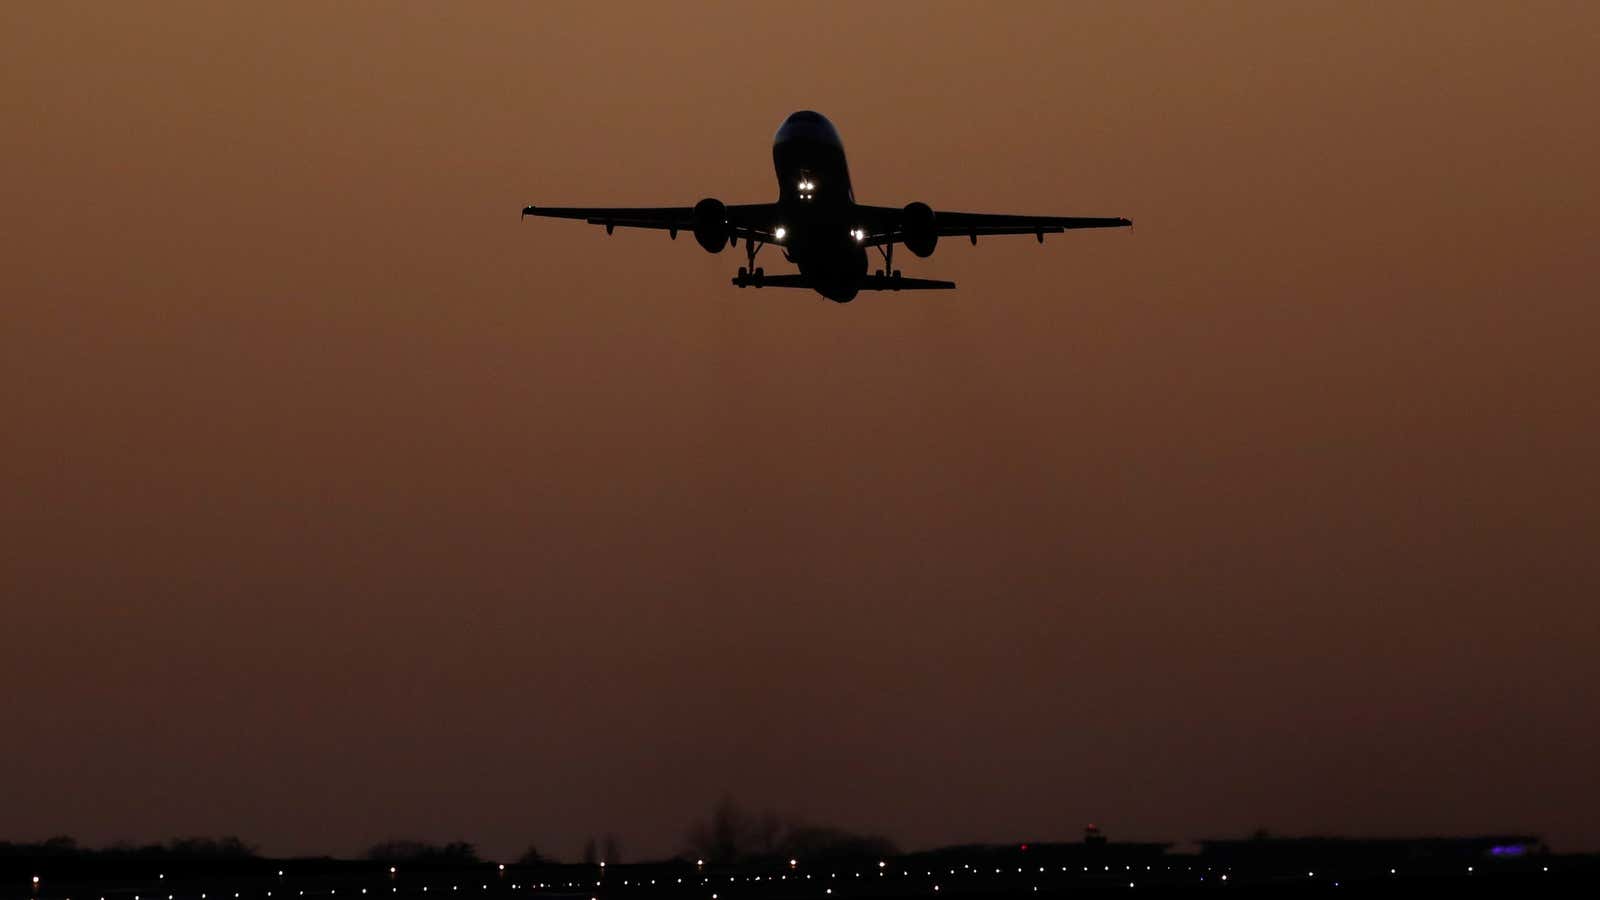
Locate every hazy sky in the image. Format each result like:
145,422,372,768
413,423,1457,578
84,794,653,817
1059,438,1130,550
4,2,1599,860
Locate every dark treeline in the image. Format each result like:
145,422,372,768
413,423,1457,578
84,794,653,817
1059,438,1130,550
0,836,258,860
365,841,480,864
0,836,267,884
1,797,894,870
361,797,894,867
684,796,898,864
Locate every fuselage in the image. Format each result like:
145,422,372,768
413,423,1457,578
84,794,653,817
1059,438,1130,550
771,111,869,302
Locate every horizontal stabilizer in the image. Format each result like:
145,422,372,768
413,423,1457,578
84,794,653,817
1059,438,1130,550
732,272,955,291
860,273,955,291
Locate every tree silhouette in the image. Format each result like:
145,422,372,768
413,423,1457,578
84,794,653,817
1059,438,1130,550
366,841,479,864
684,796,897,864
516,844,548,865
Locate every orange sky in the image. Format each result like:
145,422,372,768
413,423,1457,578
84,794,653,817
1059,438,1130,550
4,2,1599,859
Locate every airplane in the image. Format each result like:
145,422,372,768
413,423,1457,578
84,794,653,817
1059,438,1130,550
520,110,1131,303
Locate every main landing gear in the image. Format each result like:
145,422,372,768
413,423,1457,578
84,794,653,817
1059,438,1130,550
734,237,766,288
872,241,900,281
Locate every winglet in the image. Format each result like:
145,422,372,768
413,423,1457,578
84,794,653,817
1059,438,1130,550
521,204,537,220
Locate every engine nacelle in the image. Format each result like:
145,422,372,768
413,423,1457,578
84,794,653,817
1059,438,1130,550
693,197,728,253
902,201,938,258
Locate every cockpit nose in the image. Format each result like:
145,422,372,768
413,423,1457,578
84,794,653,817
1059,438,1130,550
774,110,842,148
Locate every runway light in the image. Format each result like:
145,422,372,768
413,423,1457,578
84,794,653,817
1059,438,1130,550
774,227,787,240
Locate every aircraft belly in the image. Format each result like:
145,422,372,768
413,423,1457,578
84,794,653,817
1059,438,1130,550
797,244,867,302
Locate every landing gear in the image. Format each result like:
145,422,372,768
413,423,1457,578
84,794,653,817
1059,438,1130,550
733,238,769,288
874,240,895,274
870,243,905,287
744,237,766,271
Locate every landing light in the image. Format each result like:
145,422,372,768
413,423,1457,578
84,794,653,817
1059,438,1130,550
774,226,787,240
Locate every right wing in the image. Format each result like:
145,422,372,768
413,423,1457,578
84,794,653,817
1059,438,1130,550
853,205,1131,245
521,203,783,244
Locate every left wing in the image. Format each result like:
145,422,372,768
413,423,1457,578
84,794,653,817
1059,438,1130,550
521,203,783,244
853,205,1131,245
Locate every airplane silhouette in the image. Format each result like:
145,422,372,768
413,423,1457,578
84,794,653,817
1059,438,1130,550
521,111,1131,303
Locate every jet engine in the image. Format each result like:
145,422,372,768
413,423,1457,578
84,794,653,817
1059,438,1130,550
902,201,938,258
693,197,728,253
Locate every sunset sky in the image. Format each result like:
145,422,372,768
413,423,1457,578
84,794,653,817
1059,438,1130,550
4,2,1598,860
